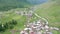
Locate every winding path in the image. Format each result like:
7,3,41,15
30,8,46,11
30,5,48,25
34,13,48,25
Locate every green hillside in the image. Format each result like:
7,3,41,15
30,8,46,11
36,0,60,27
0,0,48,11
0,9,27,34
0,0,31,11
35,1,60,34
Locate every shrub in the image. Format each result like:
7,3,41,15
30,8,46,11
0,19,17,32
0,24,5,32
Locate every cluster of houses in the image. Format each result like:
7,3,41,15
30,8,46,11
15,7,35,15
20,19,60,34
15,6,37,17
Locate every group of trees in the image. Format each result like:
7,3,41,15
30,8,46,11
0,0,48,11
0,19,17,32
0,0,31,11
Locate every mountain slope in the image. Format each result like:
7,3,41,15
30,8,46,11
27,0,48,4
36,0,60,27
0,0,48,11
0,0,30,11
35,1,60,34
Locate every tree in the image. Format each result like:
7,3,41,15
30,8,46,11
0,24,5,32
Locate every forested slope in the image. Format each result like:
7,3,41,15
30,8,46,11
0,0,31,11
0,0,48,11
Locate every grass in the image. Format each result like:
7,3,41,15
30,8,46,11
0,10,27,34
35,1,60,34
